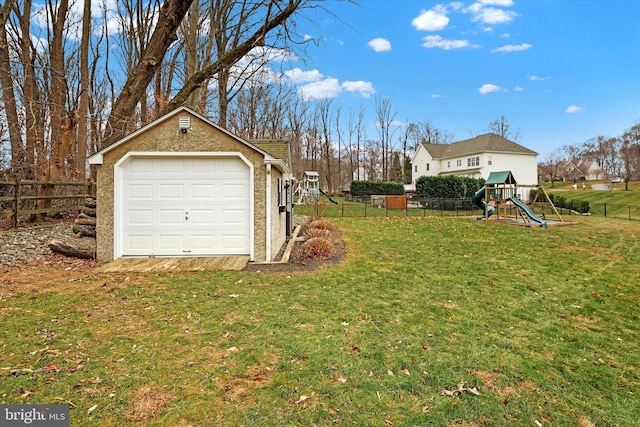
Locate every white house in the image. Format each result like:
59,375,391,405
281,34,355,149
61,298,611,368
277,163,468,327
411,133,539,188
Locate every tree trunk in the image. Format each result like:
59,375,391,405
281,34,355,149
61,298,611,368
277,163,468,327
75,0,91,177
102,0,195,147
49,237,96,259
0,1,25,177
160,0,302,117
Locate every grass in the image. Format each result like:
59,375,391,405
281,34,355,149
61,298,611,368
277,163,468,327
1,216,640,426
545,180,640,218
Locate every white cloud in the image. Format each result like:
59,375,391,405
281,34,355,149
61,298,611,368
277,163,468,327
341,81,376,98
285,68,324,84
298,78,342,100
303,34,313,41
565,105,585,114
421,35,470,50
431,94,445,98
500,32,511,38
297,78,375,100
529,75,549,81
514,86,524,92
368,38,392,52
491,43,532,53
473,7,517,25
478,83,503,94
412,6,450,31
479,0,514,6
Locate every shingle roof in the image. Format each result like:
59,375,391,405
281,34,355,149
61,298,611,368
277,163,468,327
251,140,292,166
421,133,537,159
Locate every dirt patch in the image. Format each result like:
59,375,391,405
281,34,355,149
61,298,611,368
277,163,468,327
128,386,175,421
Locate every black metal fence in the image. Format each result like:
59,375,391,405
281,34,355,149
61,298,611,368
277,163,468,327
295,198,640,221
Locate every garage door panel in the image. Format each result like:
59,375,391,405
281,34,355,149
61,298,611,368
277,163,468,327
189,209,215,225
125,235,154,252
191,184,215,199
121,156,250,257
220,234,249,251
126,209,153,226
158,234,185,252
222,209,248,225
191,158,216,173
190,234,216,251
222,183,248,199
127,184,153,199
159,184,184,200
129,158,154,174
221,158,247,174
159,158,185,173
159,209,184,225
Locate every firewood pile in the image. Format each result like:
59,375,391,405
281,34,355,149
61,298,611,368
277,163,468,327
48,196,96,259
73,196,96,237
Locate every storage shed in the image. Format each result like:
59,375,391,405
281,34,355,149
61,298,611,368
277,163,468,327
88,106,293,263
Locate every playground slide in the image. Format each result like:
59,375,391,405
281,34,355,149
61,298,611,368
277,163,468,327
319,188,339,205
508,196,548,228
471,187,495,219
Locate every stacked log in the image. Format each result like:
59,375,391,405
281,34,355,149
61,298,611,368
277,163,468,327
73,196,96,238
49,195,97,259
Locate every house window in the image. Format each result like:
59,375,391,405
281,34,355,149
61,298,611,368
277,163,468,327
414,165,417,173
456,159,462,167
426,163,430,171
487,156,493,166
447,161,451,168
467,156,480,167
277,178,283,207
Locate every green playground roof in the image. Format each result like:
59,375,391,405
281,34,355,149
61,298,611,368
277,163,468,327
486,170,517,185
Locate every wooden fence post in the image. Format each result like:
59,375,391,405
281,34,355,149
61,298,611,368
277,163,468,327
13,179,20,228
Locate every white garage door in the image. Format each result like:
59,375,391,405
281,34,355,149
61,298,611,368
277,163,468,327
121,156,250,257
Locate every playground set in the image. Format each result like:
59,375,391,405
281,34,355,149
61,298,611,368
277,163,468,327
471,170,563,228
294,171,338,205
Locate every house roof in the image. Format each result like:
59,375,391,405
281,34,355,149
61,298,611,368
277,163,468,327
486,170,517,185
421,133,538,159
251,140,292,168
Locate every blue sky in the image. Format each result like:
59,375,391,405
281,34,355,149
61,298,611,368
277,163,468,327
283,0,640,159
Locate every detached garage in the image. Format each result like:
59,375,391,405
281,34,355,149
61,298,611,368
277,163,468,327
89,106,293,263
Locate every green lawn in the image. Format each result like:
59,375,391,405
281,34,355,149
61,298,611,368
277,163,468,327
1,216,639,426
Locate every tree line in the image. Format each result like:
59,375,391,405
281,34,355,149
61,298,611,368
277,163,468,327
539,122,640,189
0,0,572,203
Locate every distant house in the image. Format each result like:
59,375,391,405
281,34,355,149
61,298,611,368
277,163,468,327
558,160,603,181
411,133,539,187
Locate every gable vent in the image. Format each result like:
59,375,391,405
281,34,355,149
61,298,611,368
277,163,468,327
179,116,191,133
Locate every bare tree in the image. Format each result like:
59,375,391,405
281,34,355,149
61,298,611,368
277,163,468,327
345,105,365,181
619,123,640,189
489,115,519,141
375,96,399,181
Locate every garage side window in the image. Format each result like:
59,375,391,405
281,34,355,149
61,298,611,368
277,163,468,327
278,178,283,206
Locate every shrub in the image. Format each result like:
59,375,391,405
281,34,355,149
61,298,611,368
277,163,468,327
350,180,404,198
309,219,337,231
301,237,335,260
416,176,484,200
304,228,331,240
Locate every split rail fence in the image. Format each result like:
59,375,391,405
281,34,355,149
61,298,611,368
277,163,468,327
0,180,95,228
